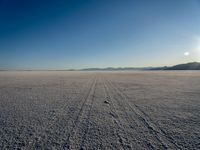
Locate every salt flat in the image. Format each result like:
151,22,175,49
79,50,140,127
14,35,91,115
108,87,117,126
0,71,199,149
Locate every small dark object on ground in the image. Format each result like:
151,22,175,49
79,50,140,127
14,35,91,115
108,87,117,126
104,100,109,104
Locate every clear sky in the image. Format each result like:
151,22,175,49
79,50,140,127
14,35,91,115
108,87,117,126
1,0,200,69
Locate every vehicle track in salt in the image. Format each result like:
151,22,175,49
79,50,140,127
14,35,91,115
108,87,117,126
102,77,133,149
103,77,157,149
26,79,93,149
75,78,97,150
106,78,182,149
64,77,97,150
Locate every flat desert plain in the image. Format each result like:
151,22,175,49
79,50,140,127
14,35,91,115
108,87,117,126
0,71,199,150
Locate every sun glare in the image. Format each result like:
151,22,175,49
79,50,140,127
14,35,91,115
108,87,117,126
184,52,190,56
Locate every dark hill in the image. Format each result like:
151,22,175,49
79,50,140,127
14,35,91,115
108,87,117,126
81,62,200,71
166,62,200,70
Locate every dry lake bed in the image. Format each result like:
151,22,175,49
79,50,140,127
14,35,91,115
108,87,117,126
0,71,199,149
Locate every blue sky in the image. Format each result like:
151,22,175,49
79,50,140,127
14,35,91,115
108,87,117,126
0,0,200,69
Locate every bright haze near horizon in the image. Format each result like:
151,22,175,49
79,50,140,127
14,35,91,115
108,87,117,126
0,0,200,70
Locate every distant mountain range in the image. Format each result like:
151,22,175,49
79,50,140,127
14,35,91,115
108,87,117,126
1,62,200,71
81,62,200,71
81,67,153,71
165,62,200,70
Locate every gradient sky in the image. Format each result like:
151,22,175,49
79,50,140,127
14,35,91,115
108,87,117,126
1,0,200,69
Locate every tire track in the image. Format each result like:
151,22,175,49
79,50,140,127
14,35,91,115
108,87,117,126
106,78,182,149
64,77,97,149
78,78,97,150
26,79,92,149
104,77,157,149
102,77,133,150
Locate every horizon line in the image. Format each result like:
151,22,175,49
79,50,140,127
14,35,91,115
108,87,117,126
0,61,199,71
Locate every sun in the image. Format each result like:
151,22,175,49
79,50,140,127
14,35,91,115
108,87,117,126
184,52,190,56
